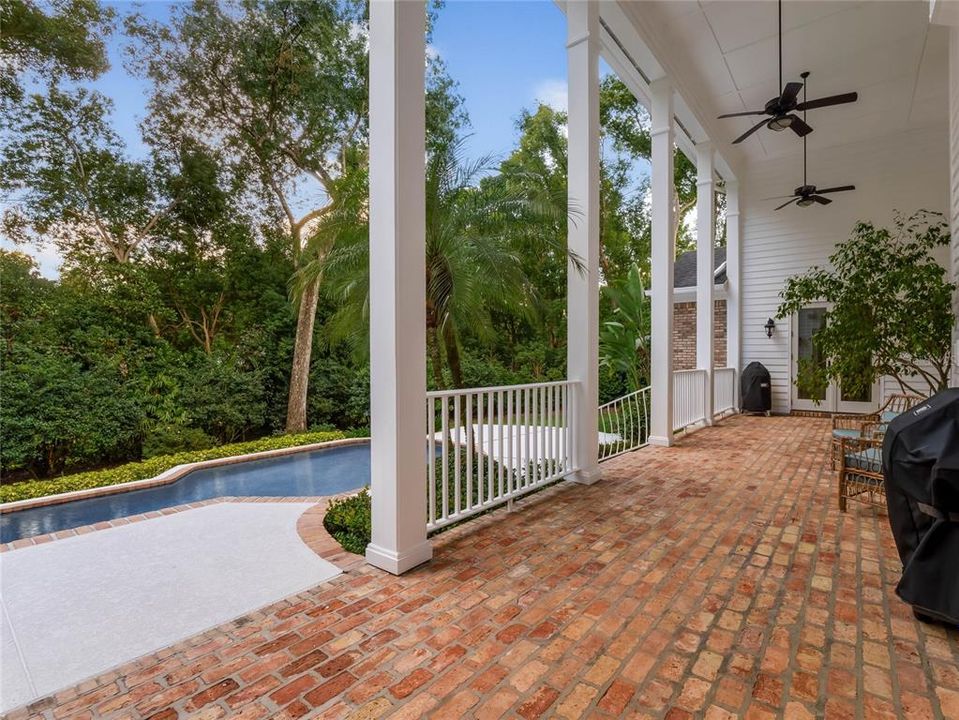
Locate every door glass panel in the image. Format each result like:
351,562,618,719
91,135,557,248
840,362,873,403
797,308,827,401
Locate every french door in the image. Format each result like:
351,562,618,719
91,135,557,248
791,304,879,413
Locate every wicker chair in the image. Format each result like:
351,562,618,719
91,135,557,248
838,428,886,512
831,393,924,470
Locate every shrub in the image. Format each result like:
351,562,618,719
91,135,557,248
323,488,371,554
142,424,216,459
0,430,347,504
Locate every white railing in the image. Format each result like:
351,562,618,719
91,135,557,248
713,367,737,417
673,369,708,431
598,386,651,462
426,380,576,532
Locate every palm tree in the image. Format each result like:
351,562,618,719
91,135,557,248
599,263,651,392
315,139,580,389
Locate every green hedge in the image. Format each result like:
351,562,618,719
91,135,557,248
323,488,371,554
0,430,350,504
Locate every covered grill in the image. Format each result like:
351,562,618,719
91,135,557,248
882,387,959,625
741,361,772,415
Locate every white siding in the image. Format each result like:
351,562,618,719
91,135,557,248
740,126,950,413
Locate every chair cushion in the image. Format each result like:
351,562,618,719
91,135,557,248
832,428,861,439
845,447,882,473
880,411,899,423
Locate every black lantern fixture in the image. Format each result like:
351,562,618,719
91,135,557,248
764,318,776,338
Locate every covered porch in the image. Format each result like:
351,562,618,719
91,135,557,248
19,416,959,719
366,0,959,574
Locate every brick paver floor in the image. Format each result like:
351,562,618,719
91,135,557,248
10,415,959,719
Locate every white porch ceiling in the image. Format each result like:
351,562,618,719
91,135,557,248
624,0,950,166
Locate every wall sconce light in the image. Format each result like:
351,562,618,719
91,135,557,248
764,318,776,338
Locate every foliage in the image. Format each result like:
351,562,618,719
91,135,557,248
0,430,347,504
0,0,114,104
323,488,371,555
600,76,699,256
127,0,369,432
777,210,953,398
599,263,651,391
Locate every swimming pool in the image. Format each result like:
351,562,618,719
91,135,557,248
0,444,371,543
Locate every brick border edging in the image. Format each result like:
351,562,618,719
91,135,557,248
0,437,371,514
0,494,366,568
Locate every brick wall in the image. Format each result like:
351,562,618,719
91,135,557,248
672,299,728,370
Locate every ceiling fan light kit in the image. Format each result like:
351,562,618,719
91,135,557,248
717,0,859,146
717,1,859,210
763,74,856,211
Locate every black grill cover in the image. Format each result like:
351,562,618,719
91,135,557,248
741,361,771,413
882,387,959,624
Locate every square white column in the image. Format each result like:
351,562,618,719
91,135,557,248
366,0,432,575
696,142,715,424
566,0,601,484
725,180,743,408
648,78,675,446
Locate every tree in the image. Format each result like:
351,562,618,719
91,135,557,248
777,210,953,398
0,0,113,104
322,138,575,389
599,263,651,392
1,87,184,267
127,0,368,432
600,76,698,256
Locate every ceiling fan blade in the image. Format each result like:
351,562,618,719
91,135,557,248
718,110,767,119
795,92,858,111
815,185,855,194
780,81,803,106
774,198,800,211
788,115,813,137
762,194,798,200
811,195,833,205
732,118,770,144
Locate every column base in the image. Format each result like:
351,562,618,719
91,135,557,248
647,435,673,447
365,540,432,575
570,465,602,485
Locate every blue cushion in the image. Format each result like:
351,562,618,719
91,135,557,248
845,447,881,473
880,411,899,423
832,428,861,439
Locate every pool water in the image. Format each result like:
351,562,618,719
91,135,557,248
0,444,371,543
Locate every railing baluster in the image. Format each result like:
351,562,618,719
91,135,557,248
441,395,449,520
476,392,484,506
454,393,461,515
428,395,435,527
504,389,512,497
465,392,473,511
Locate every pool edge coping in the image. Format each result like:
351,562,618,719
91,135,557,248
0,437,371,515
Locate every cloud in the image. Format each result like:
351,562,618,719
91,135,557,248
533,79,568,112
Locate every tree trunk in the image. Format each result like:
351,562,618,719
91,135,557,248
285,275,321,433
443,323,464,389
428,324,445,390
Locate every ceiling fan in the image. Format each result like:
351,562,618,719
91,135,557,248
717,0,859,145
766,72,855,210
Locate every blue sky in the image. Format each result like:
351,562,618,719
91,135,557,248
100,1,575,164
12,1,634,277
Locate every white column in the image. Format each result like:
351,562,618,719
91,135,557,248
648,78,675,446
696,142,715,424
566,0,601,484
366,0,432,575
725,180,743,408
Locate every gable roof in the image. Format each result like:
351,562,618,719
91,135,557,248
674,247,726,289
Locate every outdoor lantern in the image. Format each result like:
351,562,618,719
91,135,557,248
767,116,794,132
764,317,776,338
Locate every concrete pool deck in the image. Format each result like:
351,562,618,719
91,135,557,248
0,502,343,713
